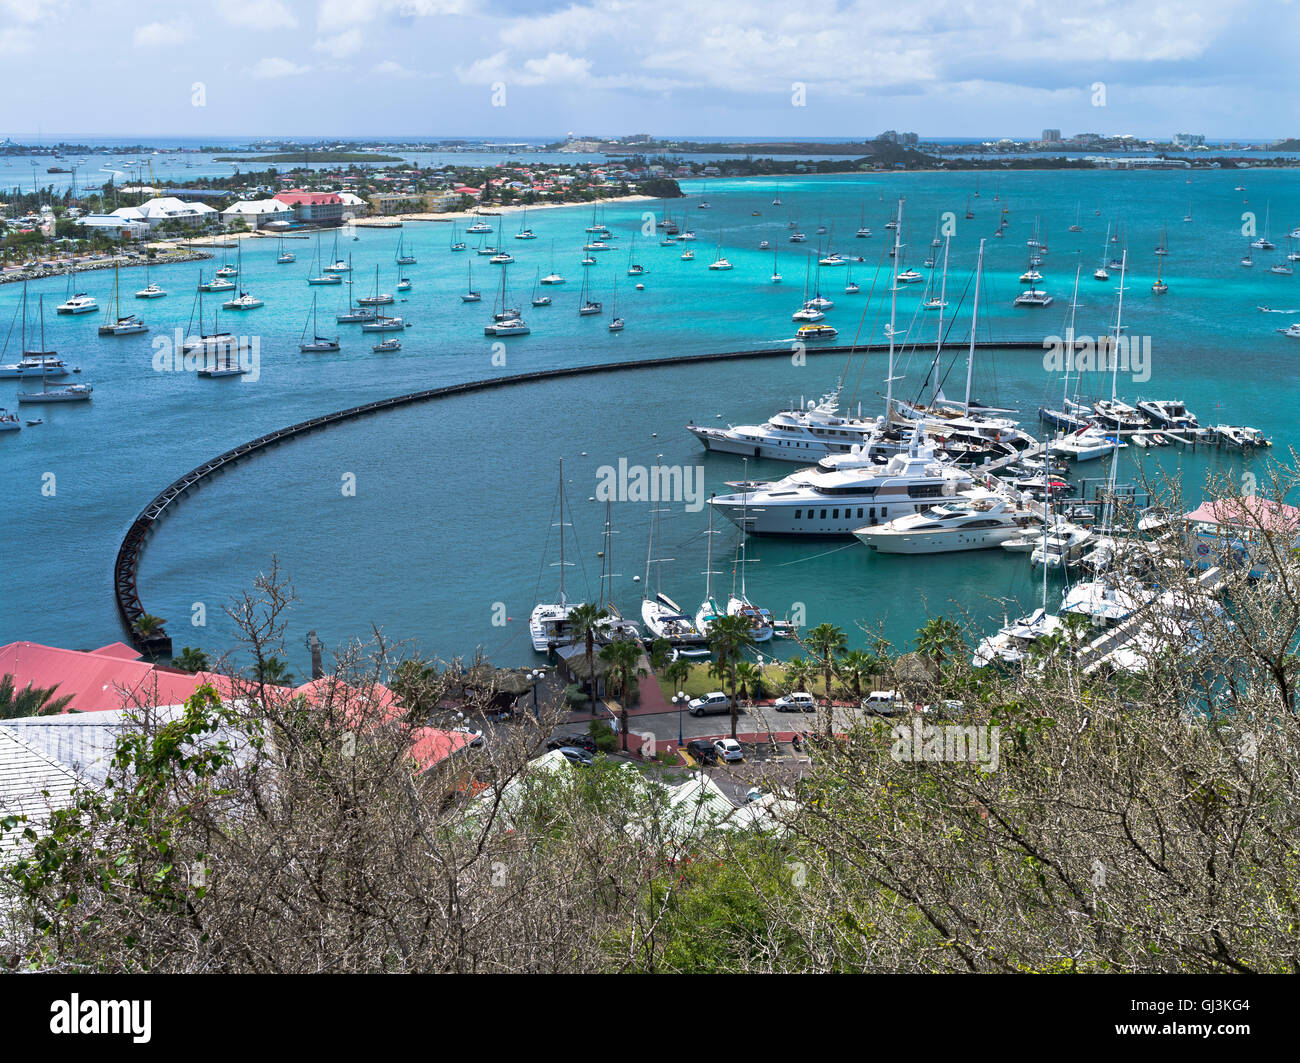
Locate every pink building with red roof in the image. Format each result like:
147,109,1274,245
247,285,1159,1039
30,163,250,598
273,189,345,225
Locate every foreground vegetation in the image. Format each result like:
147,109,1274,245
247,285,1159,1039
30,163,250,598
3,467,1300,972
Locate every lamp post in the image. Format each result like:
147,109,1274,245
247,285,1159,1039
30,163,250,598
529,668,545,720
671,690,687,746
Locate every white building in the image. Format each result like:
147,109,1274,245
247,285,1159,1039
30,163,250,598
220,198,295,229
337,191,369,217
110,196,219,230
76,214,151,240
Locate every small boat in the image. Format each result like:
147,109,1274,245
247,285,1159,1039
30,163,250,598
215,264,238,278
135,282,166,299
896,269,922,283
25,418,42,426
396,277,412,292
372,338,402,353
0,408,22,432
795,323,838,340
360,312,405,332
462,262,482,303
299,293,340,352
1014,288,1053,307
681,249,695,261
56,292,97,315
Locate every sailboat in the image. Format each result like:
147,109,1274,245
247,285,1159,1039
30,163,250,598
276,234,296,264
694,502,725,636
337,257,377,322
449,222,467,252
17,296,94,403
1093,223,1110,281
577,267,601,315
1154,225,1169,255
485,264,527,335
299,292,340,352
324,230,349,272
531,268,551,307
395,233,417,265
1252,202,1275,250
540,241,565,285
461,262,482,303
626,233,646,276
134,260,167,298
221,242,263,310
529,460,581,652
856,203,871,238
723,472,773,642
608,278,624,332
308,233,342,285
514,205,536,240
1069,203,1083,232
357,264,394,306
708,230,732,270
770,244,782,284
1152,253,1168,294
640,498,706,648
98,262,148,335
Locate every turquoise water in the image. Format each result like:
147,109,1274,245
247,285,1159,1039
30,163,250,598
2,169,1292,671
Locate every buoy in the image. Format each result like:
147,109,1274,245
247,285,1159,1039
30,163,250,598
633,575,641,582
588,496,595,501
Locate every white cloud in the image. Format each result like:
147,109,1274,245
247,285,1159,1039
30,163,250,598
248,56,312,79
371,59,434,79
222,0,297,29
318,0,468,33
132,21,193,48
314,29,363,58
0,26,36,54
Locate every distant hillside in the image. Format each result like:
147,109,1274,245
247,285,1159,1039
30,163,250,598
215,152,406,164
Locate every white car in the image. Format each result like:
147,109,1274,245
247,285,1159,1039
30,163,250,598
688,692,731,717
862,690,901,715
712,738,744,763
774,691,816,713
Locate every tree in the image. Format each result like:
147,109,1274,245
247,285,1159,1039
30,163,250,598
735,661,764,703
836,649,880,700
781,657,816,694
567,603,609,713
171,647,211,673
254,657,294,686
663,658,692,696
706,615,756,739
647,637,672,674
804,623,847,737
0,674,74,719
915,617,965,673
599,639,647,751
133,613,166,638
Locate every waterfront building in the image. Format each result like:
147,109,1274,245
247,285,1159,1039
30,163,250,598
274,190,345,226
221,198,295,230
109,196,219,230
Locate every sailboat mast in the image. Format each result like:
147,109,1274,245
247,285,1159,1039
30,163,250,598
965,239,986,416
931,233,950,405
886,197,903,417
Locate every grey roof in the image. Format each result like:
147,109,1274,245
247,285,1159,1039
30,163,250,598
0,726,82,852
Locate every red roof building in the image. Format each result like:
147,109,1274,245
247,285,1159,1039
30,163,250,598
273,189,345,224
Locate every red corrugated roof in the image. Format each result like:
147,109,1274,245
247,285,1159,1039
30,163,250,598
0,641,234,714
274,190,342,206
407,727,473,773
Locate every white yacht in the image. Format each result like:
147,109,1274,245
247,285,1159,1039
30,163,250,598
221,292,264,311
709,431,974,538
361,314,405,332
466,220,492,234
540,272,566,285
1014,288,1053,307
135,283,167,299
1051,425,1126,462
853,490,1038,554
641,593,708,647
530,463,581,653
972,608,1063,667
0,353,72,379
792,305,825,322
484,317,530,336
1136,398,1198,429
1061,578,1153,627
56,292,97,314
1029,524,1093,568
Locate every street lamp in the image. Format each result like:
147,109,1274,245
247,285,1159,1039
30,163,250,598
529,668,545,720
671,690,687,746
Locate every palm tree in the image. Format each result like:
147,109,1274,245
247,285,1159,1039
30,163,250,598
254,656,294,686
567,602,609,712
647,637,672,674
0,673,74,719
836,648,878,700
133,613,166,638
170,646,210,673
734,661,763,704
915,617,965,672
706,614,756,739
805,623,847,736
599,639,647,751
781,656,816,694
663,658,692,697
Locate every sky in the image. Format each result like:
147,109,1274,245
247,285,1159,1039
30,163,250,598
1,0,1297,142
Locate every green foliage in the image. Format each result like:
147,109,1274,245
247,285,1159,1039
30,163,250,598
0,673,74,719
170,646,211,674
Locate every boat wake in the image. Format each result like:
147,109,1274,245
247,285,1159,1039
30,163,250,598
1257,305,1300,313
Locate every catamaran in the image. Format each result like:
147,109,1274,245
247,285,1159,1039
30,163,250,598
98,262,148,335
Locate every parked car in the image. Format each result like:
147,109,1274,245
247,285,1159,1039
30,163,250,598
688,691,732,717
774,691,816,713
921,700,965,718
685,738,718,765
547,734,598,753
862,690,901,715
557,746,595,765
712,738,744,763
452,726,485,747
